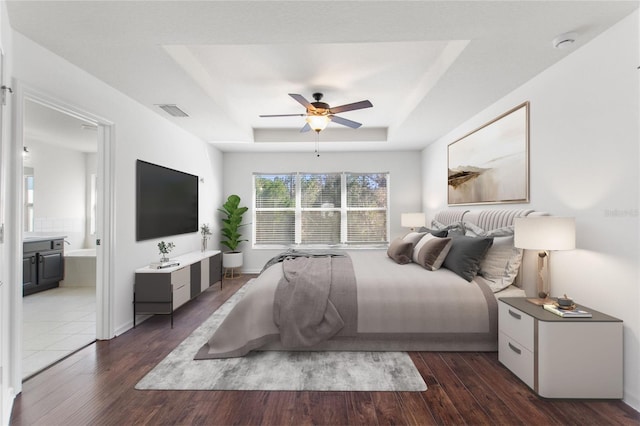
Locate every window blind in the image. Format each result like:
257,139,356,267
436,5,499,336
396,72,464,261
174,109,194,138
254,174,296,245
254,172,389,247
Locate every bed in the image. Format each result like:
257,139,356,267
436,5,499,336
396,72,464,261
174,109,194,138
195,209,545,359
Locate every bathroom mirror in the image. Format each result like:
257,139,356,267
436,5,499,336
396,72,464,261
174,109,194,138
22,99,98,243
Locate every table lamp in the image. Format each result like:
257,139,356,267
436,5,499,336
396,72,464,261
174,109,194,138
514,216,575,304
401,213,425,231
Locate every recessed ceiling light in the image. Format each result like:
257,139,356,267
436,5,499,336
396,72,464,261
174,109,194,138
552,32,578,49
156,104,189,117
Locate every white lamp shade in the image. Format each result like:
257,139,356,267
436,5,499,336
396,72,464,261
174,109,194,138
514,217,575,250
401,213,426,228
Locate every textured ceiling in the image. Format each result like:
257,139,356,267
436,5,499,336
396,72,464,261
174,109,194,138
7,1,637,153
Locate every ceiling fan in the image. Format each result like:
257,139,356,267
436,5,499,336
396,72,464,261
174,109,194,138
259,93,373,133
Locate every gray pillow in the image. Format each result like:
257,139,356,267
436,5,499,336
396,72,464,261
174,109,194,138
387,237,414,264
417,227,448,238
431,220,465,235
443,235,494,281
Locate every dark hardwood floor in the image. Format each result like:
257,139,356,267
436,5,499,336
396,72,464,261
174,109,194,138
10,274,640,425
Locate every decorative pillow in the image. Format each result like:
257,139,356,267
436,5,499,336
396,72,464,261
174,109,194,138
414,234,453,271
464,224,523,292
442,235,494,281
431,220,465,236
402,232,427,246
479,236,523,292
417,227,448,238
387,237,414,264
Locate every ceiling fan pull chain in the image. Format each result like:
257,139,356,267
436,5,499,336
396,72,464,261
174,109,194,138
315,132,320,157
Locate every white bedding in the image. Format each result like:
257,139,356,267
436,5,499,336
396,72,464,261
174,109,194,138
350,250,491,334
195,249,524,359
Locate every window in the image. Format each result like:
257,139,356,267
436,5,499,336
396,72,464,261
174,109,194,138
89,173,97,235
23,171,34,232
254,172,389,247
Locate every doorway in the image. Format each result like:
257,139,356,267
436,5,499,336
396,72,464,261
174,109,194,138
21,99,99,378
9,85,114,390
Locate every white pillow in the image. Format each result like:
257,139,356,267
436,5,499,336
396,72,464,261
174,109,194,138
479,235,523,292
464,224,523,292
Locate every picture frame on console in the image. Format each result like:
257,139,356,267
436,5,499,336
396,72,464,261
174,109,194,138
447,101,530,205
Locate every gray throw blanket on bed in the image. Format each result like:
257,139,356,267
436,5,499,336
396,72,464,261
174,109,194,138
261,248,346,273
273,255,355,348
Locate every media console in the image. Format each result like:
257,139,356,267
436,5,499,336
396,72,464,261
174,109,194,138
134,250,222,327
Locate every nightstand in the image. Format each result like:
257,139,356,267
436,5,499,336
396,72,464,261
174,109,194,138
498,297,623,399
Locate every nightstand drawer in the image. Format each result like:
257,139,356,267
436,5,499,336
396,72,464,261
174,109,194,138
498,301,534,350
499,331,534,389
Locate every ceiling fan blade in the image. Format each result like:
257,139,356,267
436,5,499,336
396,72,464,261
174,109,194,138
300,123,312,133
330,115,362,129
259,113,305,118
329,100,373,114
289,94,316,111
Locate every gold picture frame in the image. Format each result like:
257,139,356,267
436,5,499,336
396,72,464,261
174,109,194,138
447,101,530,205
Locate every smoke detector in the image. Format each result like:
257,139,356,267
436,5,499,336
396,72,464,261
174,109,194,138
552,32,578,49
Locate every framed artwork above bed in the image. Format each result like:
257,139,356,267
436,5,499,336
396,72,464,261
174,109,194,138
448,102,530,205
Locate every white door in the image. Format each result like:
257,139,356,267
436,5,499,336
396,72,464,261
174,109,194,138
0,48,7,426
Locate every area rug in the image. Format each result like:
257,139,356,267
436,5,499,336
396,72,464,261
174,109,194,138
135,279,427,392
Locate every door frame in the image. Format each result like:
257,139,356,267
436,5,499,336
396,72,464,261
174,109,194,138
8,81,115,395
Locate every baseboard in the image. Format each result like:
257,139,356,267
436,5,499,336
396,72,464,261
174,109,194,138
623,388,640,413
114,315,150,338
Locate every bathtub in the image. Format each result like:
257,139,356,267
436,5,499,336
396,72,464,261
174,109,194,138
61,248,96,287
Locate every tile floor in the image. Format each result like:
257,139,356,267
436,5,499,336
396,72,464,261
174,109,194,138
22,286,96,378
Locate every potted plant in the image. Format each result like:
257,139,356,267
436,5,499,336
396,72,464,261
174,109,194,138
218,194,248,273
158,241,175,263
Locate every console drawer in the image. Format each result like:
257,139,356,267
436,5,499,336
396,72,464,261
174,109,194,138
172,267,191,310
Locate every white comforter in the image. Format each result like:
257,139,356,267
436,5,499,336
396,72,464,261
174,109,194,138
195,250,524,359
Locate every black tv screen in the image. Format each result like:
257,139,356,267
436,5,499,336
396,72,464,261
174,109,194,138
136,160,199,241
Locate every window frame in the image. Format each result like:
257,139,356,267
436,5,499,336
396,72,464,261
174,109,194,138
253,171,390,249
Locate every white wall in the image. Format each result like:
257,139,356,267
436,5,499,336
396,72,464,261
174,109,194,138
11,32,225,332
223,151,422,273
422,11,639,410
23,139,87,250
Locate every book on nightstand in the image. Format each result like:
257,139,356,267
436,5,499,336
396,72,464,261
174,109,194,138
543,304,592,318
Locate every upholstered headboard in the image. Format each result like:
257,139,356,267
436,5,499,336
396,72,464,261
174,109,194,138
432,208,549,296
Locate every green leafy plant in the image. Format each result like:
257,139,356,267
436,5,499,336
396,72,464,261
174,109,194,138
218,194,248,252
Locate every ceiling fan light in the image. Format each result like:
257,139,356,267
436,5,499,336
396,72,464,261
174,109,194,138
306,115,330,132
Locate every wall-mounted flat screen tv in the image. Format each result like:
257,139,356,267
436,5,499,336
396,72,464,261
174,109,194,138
136,159,198,241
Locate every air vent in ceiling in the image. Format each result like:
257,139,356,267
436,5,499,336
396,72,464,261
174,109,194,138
156,104,189,117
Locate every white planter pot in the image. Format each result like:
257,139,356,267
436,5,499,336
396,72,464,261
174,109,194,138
222,251,243,269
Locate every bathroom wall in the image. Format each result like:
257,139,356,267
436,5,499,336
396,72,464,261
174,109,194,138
23,139,88,251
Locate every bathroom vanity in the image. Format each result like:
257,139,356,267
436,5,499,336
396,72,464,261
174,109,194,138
23,236,65,296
